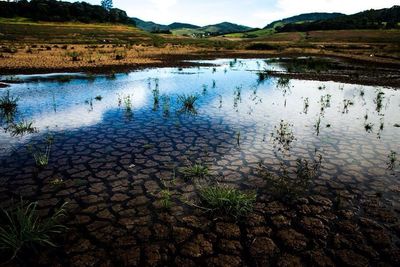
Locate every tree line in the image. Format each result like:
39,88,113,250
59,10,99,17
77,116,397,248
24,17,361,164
276,6,400,32
0,0,134,25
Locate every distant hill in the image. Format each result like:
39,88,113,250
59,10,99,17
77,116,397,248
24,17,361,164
131,17,170,32
132,18,200,33
265,12,345,29
133,18,252,36
169,22,199,30
173,22,252,37
277,6,400,32
0,0,133,25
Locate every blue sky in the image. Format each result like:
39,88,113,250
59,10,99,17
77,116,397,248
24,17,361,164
81,0,399,27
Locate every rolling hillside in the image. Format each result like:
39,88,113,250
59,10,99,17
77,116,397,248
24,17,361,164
264,12,344,29
277,5,400,32
172,22,252,37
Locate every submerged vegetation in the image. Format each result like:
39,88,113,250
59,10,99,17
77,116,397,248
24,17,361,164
199,185,256,218
271,120,296,152
0,200,67,261
260,155,322,201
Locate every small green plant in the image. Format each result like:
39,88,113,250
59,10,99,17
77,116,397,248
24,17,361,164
28,135,54,168
0,90,19,114
8,120,37,137
257,72,268,84
178,94,199,114
123,95,132,112
143,143,155,150
162,95,170,117
236,131,241,147
314,116,321,136
94,95,102,101
49,178,64,187
260,155,322,201
276,77,290,88
66,51,80,61
342,99,354,113
198,185,256,218
303,97,309,114
271,120,296,152
152,85,160,110
179,164,209,180
387,151,397,170
374,89,385,113
364,123,373,133
160,189,172,209
0,200,67,261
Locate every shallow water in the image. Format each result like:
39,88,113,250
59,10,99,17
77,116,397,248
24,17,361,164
0,58,399,265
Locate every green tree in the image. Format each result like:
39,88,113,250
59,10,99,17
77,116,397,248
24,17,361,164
101,0,113,11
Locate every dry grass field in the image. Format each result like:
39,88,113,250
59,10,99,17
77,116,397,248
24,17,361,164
1,19,400,74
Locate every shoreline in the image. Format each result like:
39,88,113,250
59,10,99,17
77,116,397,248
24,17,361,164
1,50,400,88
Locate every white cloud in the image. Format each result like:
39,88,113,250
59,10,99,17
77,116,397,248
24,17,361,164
82,0,399,27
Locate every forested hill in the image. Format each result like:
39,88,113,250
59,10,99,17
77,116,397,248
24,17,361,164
0,0,133,24
264,12,344,29
277,5,400,32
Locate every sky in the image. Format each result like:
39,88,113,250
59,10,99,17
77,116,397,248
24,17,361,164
81,0,399,27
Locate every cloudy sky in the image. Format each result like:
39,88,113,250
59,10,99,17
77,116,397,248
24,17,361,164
82,0,399,27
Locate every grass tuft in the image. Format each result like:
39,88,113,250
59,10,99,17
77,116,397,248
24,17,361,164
0,200,67,261
199,185,256,218
179,164,209,180
0,90,19,114
8,120,37,137
177,94,199,114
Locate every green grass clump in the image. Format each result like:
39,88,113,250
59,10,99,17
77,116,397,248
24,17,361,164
8,120,37,137
199,185,256,218
0,200,67,261
0,90,19,114
179,164,209,180
28,135,54,168
177,94,199,114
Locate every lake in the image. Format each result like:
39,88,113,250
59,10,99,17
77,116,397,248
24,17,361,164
0,58,399,266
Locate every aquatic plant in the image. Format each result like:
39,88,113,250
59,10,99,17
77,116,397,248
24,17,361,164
143,143,155,150
276,77,290,89
0,90,19,115
160,188,172,209
152,85,160,110
28,135,54,168
202,84,208,95
261,154,322,201
387,151,397,170
160,95,170,117
179,164,209,180
314,116,321,136
374,89,385,113
318,85,326,90
271,120,296,152
236,131,241,147
364,123,373,133
342,99,354,113
303,97,309,114
394,124,400,128
94,95,102,101
178,94,199,114
198,185,256,218
49,178,64,187
8,120,37,137
0,200,67,261
123,95,132,112
257,72,268,84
